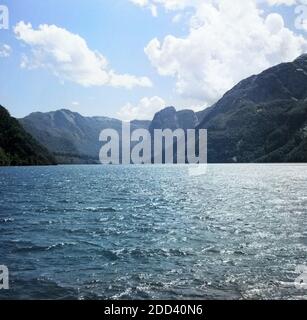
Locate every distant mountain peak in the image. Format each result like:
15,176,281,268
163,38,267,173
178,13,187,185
150,106,199,131
157,106,177,114
58,108,75,114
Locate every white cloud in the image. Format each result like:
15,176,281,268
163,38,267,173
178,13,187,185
117,96,166,121
140,0,307,105
172,14,183,23
266,0,297,6
130,0,299,16
14,21,152,89
130,0,197,16
0,44,11,58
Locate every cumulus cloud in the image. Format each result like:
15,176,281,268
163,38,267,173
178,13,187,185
138,0,307,105
0,44,11,58
129,0,204,17
14,21,152,89
130,0,298,16
117,96,166,121
266,0,297,6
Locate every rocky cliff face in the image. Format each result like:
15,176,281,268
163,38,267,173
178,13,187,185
149,106,199,132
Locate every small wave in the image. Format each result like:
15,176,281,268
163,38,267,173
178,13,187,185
85,207,117,213
13,241,76,253
110,247,193,259
0,218,15,223
234,250,246,256
46,242,76,251
202,247,221,254
111,288,133,300
99,249,120,261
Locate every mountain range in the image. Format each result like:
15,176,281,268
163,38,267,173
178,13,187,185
1,54,307,165
20,110,150,164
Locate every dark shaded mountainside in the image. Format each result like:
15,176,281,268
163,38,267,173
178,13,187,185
0,106,56,166
196,54,307,162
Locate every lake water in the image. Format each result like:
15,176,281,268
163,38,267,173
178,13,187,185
0,164,306,300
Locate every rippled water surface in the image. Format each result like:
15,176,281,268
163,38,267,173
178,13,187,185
0,164,306,300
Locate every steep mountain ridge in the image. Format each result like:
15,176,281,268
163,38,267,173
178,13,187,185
0,105,56,166
197,54,307,162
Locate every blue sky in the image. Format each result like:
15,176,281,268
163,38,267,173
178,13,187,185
0,0,306,120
